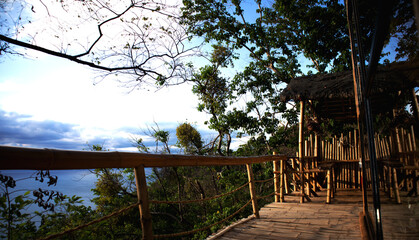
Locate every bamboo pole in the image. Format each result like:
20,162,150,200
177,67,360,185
392,167,401,204
354,129,358,160
326,169,332,204
305,140,310,197
349,131,353,160
332,166,336,198
273,152,280,203
411,125,417,151
407,133,413,152
280,156,285,202
388,165,393,198
285,166,290,194
134,165,153,240
273,159,279,203
291,157,296,192
407,132,414,190
314,135,319,191
299,101,306,203
246,164,260,218
411,125,419,196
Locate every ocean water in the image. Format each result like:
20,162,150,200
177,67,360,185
1,168,153,209
1,170,98,208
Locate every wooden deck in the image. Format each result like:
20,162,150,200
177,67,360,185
208,190,419,239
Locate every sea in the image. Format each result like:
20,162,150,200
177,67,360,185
1,169,153,222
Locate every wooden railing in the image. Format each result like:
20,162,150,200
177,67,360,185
0,146,286,240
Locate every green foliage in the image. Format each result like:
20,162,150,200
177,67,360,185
176,122,204,154
388,0,418,61
0,179,35,240
183,0,416,156
132,137,150,153
191,45,235,155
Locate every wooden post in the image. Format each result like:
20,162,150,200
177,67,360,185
392,167,401,204
134,165,153,240
326,169,332,204
411,125,417,151
388,165,393,198
305,140,310,197
246,164,260,218
299,101,306,203
280,156,285,202
273,152,280,203
284,165,290,194
411,125,418,196
291,157,296,192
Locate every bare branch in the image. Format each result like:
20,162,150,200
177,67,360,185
73,3,136,58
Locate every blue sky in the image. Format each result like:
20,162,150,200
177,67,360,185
0,0,270,152
0,51,221,151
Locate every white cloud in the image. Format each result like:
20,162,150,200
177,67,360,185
0,53,212,150
230,135,252,150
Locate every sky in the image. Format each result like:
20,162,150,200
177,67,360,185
0,0,266,153
0,50,225,151
0,0,402,153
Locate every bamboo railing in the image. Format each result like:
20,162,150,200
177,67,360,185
290,125,418,204
0,146,286,240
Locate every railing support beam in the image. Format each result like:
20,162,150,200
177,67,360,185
134,165,153,240
246,164,260,218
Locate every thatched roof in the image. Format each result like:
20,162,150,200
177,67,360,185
280,60,419,121
280,60,418,102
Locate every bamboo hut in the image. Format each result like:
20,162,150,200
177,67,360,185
278,60,419,204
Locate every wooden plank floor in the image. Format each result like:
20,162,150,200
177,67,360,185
208,190,419,240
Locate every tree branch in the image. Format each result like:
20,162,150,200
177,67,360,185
0,34,142,72
73,3,135,58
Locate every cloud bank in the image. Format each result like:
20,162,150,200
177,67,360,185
0,109,221,152
0,109,138,150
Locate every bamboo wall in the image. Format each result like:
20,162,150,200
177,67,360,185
299,125,417,191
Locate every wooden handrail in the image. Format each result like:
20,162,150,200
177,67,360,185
0,146,286,170
0,145,286,239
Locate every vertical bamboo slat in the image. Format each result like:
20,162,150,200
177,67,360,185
273,157,279,203
280,157,285,202
305,140,310,197
392,167,401,204
299,101,305,203
314,135,319,191
326,169,332,204
291,157,296,192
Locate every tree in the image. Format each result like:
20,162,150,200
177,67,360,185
83,143,140,239
388,0,418,61
0,170,91,239
181,0,344,154
176,122,204,154
0,0,198,87
191,45,234,155
0,174,35,240
182,0,416,155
